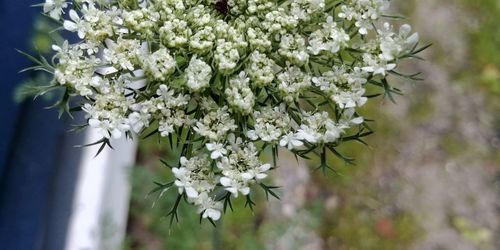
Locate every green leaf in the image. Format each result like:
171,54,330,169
160,159,174,169
168,194,183,227
244,195,256,211
147,181,174,197
260,183,281,200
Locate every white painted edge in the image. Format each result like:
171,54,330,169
64,128,137,250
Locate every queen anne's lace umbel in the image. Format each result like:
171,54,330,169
37,0,424,222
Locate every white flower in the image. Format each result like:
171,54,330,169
127,112,149,133
35,0,423,222
195,193,222,221
379,23,420,61
172,156,217,199
122,8,160,39
241,163,271,181
247,51,277,87
399,24,419,48
159,18,192,48
194,107,237,141
247,27,272,51
362,53,396,76
247,105,291,143
63,9,85,38
279,33,309,65
296,126,321,144
216,141,270,197
103,37,142,71
172,167,199,198
219,176,250,197
338,0,390,35
312,66,369,108
296,112,343,144
43,0,68,20
308,16,350,55
215,40,240,72
141,48,176,80
206,142,227,159
185,56,212,92
279,133,304,150
338,108,364,129
88,118,129,139
63,4,117,41
225,71,255,114
277,66,311,103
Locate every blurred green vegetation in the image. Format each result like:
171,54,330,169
14,16,63,103
462,0,500,95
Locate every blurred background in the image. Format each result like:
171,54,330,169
0,0,498,249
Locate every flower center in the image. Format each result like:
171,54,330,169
214,0,229,15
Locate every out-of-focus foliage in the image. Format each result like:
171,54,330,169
14,16,63,103
461,0,500,94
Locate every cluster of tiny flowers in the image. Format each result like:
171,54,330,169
40,0,420,221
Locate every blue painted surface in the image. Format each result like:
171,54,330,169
0,1,78,250
0,1,38,177
0,101,66,250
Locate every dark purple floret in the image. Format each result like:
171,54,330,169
215,0,229,15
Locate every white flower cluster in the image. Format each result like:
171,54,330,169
172,155,222,220
40,0,422,221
